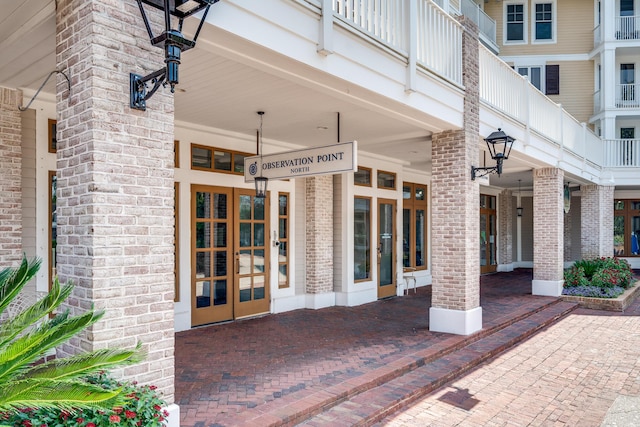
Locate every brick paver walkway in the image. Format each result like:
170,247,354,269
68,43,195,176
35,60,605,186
378,299,640,426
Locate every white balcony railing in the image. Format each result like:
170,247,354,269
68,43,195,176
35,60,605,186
616,84,640,108
460,0,497,49
616,15,640,40
593,89,601,114
604,139,640,167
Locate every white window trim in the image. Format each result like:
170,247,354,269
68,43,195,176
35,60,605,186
531,0,557,44
516,65,545,93
503,1,528,45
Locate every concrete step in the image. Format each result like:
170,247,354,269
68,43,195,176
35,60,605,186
297,300,579,427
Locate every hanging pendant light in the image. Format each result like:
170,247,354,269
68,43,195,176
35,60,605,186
255,111,267,198
517,179,523,217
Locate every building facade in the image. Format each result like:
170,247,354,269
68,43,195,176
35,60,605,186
1,0,638,424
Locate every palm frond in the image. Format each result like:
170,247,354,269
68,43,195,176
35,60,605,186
0,258,41,317
0,279,73,348
0,310,104,382
0,379,126,413
27,344,144,381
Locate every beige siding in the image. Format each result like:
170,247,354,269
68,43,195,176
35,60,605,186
484,0,594,55
547,60,594,124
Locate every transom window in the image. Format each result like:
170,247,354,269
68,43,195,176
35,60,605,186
191,144,251,175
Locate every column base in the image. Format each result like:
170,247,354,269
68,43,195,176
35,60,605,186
164,404,180,427
305,292,336,309
429,306,482,335
532,279,564,297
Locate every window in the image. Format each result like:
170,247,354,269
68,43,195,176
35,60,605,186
534,3,553,41
620,128,635,166
354,166,372,186
402,183,428,270
191,144,251,175
48,119,57,153
620,64,635,103
174,140,180,168
377,170,396,189
621,0,634,16
518,66,542,91
614,200,640,256
278,193,290,288
506,3,525,42
354,197,371,281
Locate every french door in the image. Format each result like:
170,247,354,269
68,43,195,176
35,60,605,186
480,194,497,274
378,198,396,298
191,185,270,327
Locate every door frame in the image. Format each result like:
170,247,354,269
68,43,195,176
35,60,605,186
377,198,397,298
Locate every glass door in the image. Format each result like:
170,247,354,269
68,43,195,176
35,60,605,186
378,198,396,298
192,185,233,326
234,189,270,318
480,195,497,274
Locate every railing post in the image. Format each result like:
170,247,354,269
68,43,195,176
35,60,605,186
318,0,334,55
557,103,564,162
523,75,530,146
406,0,417,93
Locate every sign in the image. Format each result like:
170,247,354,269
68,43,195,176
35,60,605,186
244,141,357,182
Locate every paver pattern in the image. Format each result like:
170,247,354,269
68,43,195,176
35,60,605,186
379,296,640,426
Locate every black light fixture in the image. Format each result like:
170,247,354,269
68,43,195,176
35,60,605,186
517,179,523,217
130,0,220,111
471,128,515,180
255,111,268,199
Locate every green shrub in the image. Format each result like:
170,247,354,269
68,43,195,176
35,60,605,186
563,257,635,296
572,259,599,279
563,265,589,288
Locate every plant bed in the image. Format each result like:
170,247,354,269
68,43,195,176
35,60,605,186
561,280,640,311
561,257,639,311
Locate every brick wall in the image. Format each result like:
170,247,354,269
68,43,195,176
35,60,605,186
581,184,614,259
305,175,334,293
55,0,175,401
533,168,564,281
430,17,481,312
499,190,513,266
0,88,23,268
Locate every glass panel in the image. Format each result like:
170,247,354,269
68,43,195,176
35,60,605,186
632,224,640,256
239,277,252,302
195,252,211,278
254,275,265,300
279,218,287,239
239,223,251,247
489,214,497,266
615,200,625,210
379,203,394,286
480,214,488,266
195,281,211,308
196,192,211,218
213,251,227,277
415,187,426,200
377,171,396,189
254,197,265,220
254,223,265,246
214,150,232,171
354,168,371,186
196,222,210,248
192,146,212,169
234,154,245,173
279,264,288,287
239,250,251,274
403,209,411,268
480,195,487,208
416,209,426,267
214,193,227,219
615,216,625,256
213,280,227,305
279,195,288,216
403,185,411,199
632,201,640,210
214,223,227,248
489,196,496,210
239,195,252,220
530,67,541,90
354,198,371,280
279,241,287,262
254,249,265,273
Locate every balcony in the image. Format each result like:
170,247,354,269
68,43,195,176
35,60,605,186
604,139,640,167
459,0,498,53
616,84,640,108
616,15,640,40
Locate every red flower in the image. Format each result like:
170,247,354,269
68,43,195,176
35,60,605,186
109,415,121,423
125,410,136,419
86,423,96,427
22,421,32,427
153,404,162,411
149,385,157,390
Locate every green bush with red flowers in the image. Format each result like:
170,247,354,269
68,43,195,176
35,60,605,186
562,257,635,298
3,372,168,427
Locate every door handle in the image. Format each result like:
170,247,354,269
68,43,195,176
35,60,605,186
235,251,239,274
377,243,382,261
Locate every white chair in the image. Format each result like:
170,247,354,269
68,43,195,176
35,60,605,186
403,267,417,295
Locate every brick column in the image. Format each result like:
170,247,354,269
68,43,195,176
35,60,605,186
498,189,514,271
55,0,176,414
532,167,564,296
581,184,614,259
430,16,481,335
0,88,23,267
305,175,334,308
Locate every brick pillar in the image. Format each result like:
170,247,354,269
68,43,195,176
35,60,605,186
0,88,23,267
55,0,176,412
498,189,514,271
430,16,481,335
305,175,334,308
532,167,564,296
581,184,615,259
